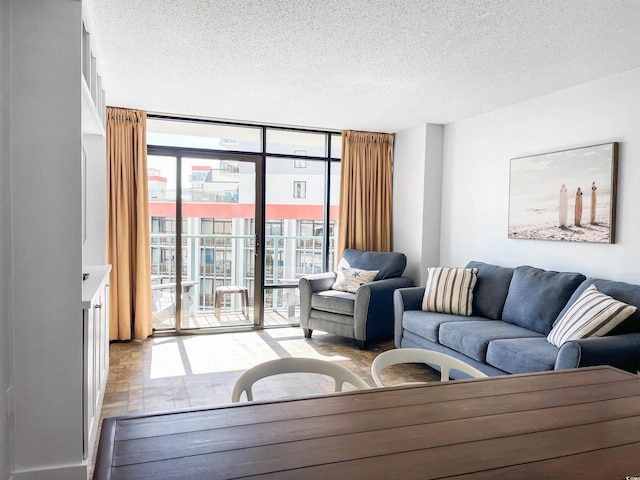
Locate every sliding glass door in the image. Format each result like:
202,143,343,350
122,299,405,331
149,152,261,332
146,117,340,334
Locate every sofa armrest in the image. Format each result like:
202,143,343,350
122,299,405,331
299,272,338,327
353,276,414,341
393,287,426,347
555,333,640,373
394,286,425,311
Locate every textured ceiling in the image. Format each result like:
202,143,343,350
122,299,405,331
85,0,640,133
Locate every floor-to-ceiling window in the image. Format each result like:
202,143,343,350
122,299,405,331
147,116,340,333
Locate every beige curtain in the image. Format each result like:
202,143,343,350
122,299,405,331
337,130,393,259
106,107,153,340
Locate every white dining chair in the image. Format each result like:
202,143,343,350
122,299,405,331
371,348,488,387
231,357,370,402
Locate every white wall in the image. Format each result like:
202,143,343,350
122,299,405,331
0,0,13,478
440,67,640,283
10,1,86,478
393,124,443,286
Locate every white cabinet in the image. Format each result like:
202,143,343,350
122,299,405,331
82,9,108,268
81,3,109,469
81,17,106,135
82,265,111,460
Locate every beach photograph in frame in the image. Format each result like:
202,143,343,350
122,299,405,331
508,142,618,243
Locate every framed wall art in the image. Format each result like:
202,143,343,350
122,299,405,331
508,142,618,243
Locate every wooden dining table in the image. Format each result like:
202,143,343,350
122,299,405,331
94,365,640,479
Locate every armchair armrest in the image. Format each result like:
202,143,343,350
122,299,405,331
353,276,414,341
394,287,426,347
555,332,640,373
299,272,338,293
299,272,338,327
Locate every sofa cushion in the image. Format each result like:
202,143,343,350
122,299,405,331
342,249,406,280
465,261,515,320
402,310,478,343
439,320,542,362
554,278,640,335
487,338,559,374
311,290,355,316
502,266,586,335
422,267,478,316
547,284,637,347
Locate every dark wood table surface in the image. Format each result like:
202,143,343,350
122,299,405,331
94,365,640,479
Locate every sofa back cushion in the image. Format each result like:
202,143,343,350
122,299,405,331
465,261,514,320
502,265,585,335
341,249,406,280
554,278,640,335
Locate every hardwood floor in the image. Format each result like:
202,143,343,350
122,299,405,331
91,327,439,477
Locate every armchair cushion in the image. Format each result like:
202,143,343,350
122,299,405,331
311,290,355,316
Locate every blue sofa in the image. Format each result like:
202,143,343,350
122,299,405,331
394,261,640,377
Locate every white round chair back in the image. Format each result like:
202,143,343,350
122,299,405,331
232,357,370,402
371,348,488,387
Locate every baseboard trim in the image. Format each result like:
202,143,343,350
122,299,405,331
12,463,87,480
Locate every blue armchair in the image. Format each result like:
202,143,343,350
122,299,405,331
299,249,414,349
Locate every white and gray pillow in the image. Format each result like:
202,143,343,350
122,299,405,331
547,284,637,347
332,265,379,294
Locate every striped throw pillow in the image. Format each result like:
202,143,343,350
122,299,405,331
547,284,637,347
422,267,478,316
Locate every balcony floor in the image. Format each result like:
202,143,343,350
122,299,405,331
153,308,299,330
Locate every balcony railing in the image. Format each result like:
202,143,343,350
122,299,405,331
149,188,239,203
150,233,334,329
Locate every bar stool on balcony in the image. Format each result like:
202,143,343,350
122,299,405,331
214,285,249,319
